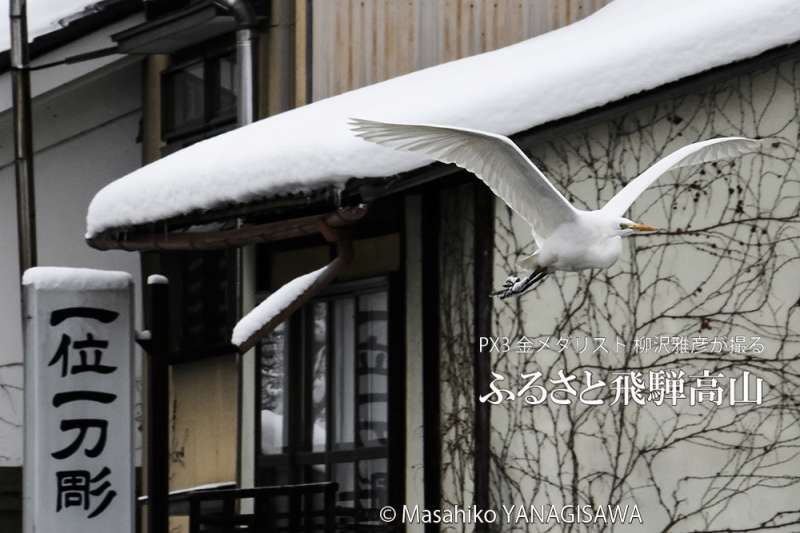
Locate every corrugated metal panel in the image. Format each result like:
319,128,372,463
311,0,611,101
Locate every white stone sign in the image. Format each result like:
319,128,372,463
22,267,134,533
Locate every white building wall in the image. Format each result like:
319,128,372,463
489,59,800,532
0,60,143,466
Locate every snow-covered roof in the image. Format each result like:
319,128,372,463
232,263,331,347
22,266,132,290
86,0,800,238
0,0,106,52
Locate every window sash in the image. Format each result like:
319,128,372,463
255,277,394,517
161,48,237,142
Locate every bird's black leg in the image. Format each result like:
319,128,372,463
492,267,548,299
514,269,548,297
493,275,520,295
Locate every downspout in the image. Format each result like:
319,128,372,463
10,0,37,274
232,221,355,354
215,0,258,501
212,0,259,329
215,0,258,125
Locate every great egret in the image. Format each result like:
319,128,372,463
349,118,762,298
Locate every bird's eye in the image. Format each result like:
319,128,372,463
619,223,628,230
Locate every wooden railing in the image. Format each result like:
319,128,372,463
178,482,337,533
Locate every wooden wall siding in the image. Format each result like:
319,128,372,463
168,358,238,493
311,0,610,101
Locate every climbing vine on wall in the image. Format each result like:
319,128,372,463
484,60,800,532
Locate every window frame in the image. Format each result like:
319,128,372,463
254,274,406,518
161,41,238,144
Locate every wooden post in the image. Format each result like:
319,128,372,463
146,275,170,533
294,0,310,106
473,184,494,531
421,189,441,533
141,54,169,165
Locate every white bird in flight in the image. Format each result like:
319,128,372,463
349,118,762,298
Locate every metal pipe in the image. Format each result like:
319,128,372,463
217,0,258,126
216,0,257,29
10,0,37,274
215,0,258,500
235,27,256,125
211,0,259,322
214,0,258,126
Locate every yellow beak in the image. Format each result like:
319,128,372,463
630,223,658,233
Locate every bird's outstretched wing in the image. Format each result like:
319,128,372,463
349,118,577,241
602,137,764,216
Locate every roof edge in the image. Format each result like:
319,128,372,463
87,38,800,246
0,0,143,74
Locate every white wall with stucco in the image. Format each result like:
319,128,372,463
0,59,143,466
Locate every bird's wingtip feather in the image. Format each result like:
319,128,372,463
347,117,379,137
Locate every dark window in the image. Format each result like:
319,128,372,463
165,59,205,133
162,48,237,144
156,249,237,362
178,250,236,357
256,277,401,529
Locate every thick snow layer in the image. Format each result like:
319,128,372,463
0,0,103,51
86,0,800,237
232,264,330,346
22,266,132,290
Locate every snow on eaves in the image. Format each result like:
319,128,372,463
86,0,800,238
22,266,132,291
231,264,330,347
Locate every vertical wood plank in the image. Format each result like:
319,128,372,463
308,0,609,99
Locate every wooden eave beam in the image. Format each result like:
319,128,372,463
86,206,367,251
